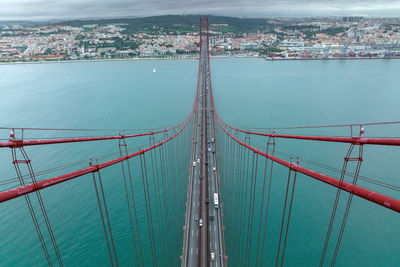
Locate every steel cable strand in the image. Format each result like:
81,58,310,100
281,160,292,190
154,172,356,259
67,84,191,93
19,147,63,266
255,139,273,267
240,135,251,267
139,153,157,267
126,157,145,266
244,152,256,267
276,168,292,267
159,144,172,261
98,170,119,267
11,148,52,266
260,138,276,266
247,153,259,267
281,170,298,267
319,145,354,267
149,136,163,266
151,137,167,267
331,146,363,266
118,139,140,267
92,172,114,267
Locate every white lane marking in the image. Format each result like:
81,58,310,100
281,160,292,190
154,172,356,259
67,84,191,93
215,241,217,249
192,230,194,237
197,230,198,236
191,248,193,255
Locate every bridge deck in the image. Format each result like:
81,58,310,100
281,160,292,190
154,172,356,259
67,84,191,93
182,17,225,267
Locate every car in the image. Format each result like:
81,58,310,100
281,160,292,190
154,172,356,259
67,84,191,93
194,214,198,221
205,198,209,204
213,167,216,172
199,219,203,227
210,252,215,261
193,161,196,167
209,215,214,221
197,158,200,164
200,175,203,180
208,147,211,152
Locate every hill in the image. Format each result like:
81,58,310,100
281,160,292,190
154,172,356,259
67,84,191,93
55,15,270,34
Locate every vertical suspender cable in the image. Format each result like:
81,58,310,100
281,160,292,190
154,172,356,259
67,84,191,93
11,148,52,267
139,153,156,267
246,153,259,267
240,135,251,266
19,147,63,266
152,138,167,267
255,142,272,267
118,139,140,267
320,145,354,267
244,152,256,266
126,156,145,266
97,170,119,267
149,136,163,266
92,172,114,267
281,170,297,267
331,146,363,266
276,168,292,267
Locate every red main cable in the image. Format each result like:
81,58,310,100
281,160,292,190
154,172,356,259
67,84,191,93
0,110,193,203
214,112,400,213
219,119,400,146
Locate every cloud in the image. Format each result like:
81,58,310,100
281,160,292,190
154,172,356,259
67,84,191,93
0,0,400,21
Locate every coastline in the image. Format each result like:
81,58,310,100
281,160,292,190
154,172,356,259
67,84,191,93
263,56,400,61
0,55,230,66
1,54,398,65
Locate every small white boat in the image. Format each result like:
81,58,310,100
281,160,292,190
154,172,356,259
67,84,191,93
153,68,156,73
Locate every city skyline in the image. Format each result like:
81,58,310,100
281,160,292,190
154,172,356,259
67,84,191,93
1,0,400,21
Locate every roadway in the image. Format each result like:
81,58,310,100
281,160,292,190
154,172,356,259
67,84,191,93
182,18,224,267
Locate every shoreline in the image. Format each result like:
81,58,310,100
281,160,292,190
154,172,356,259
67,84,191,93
0,56,198,66
1,54,398,65
263,56,400,61
0,55,230,66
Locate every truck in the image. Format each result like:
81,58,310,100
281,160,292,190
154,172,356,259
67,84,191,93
213,193,218,209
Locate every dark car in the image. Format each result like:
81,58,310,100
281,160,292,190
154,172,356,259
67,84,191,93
205,198,209,204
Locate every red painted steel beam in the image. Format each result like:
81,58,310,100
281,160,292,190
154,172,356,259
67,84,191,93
215,114,400,213
0,108,194,149
0,111,193,203
220,119,400,146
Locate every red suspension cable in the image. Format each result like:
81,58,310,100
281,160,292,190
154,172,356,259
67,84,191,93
219,119,400,146
0,112,193,203
215,114,400,213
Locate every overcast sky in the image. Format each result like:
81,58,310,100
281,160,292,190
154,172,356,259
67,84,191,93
1,0,400,21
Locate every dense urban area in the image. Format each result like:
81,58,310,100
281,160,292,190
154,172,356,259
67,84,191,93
1,15,400,62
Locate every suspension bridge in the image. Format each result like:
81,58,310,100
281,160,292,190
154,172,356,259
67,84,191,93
1,17,400,267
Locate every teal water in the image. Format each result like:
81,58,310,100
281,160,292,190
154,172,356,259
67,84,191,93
0,58,399,266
